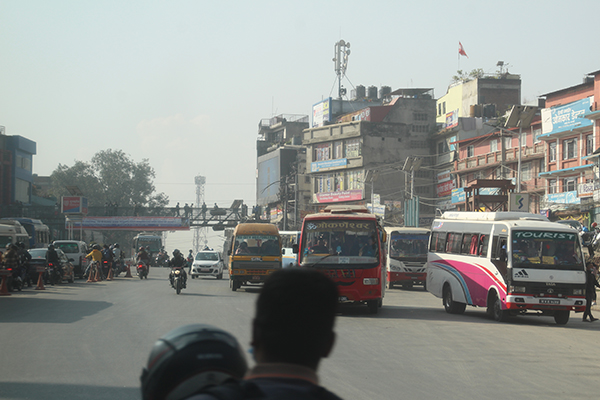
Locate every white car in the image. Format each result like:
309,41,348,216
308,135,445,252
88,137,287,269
190,250,224,279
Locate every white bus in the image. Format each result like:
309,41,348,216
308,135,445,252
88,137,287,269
279,230,300,268
427,211,586,325
0,223,30,249
385,226,430,289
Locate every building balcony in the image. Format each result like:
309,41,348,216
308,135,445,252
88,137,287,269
457,143,545,173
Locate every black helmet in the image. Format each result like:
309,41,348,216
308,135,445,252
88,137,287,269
48,244,54,250
94,244,102,250
114,243,119,248
140,324,247,400
173,249,180,256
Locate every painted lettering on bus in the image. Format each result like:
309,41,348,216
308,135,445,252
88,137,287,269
513,231,576,240
307,221,372,231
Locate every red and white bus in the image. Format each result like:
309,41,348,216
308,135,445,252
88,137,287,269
295,205,387,314
385,226,430,290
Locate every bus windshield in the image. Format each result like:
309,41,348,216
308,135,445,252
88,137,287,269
389,232,429,261
511,230,584,270
300,220,378,266
233,235,280,256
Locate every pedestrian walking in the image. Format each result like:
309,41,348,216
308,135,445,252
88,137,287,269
583,263,600,322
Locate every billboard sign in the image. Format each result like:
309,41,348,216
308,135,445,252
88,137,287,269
312,98,332,127
62,196,88,214
508,193,530,212
541,96,594,135
71,216,189,231
311,158,348,172
545,191,581,205
314,189,363,203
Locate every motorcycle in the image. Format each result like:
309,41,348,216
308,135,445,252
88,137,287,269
137,261,148,280
155,253,169,268
45,262,63,285
112,259,123,277
170,267,186,294
5,267,23,292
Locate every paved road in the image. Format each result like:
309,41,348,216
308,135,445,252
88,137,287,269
1,268,599,400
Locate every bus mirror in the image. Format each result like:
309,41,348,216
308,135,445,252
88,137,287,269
381,231,387,243
281,249,286,255
292,244,298,254
227,249,231,256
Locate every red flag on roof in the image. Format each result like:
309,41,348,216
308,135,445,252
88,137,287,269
458,42,468,58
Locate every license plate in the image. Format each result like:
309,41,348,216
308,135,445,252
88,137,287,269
339,296,348,302
539,299,560,304
252,276,261,280
201,268,210,272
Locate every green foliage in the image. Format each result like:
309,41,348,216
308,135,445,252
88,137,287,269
451,68,485,84
50,149,169,207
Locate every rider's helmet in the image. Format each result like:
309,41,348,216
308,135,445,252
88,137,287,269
173,249,180,257
114,243,119,248
140,324,247,400
17,242,25,249
48,244,54,250
139,247,145,252
94,244,102,250
593,222,598,229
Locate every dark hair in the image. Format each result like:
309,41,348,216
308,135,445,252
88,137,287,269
254,268,338,366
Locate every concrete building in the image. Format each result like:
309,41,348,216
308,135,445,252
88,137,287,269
538,70,600,223
303,88,436,225
256,114,310,230
0,132,37,207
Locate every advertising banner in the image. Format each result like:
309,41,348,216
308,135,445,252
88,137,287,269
70,216,190,231
541,97,594,135
314,189,363,203
437,180,454,197
545,191,581,205
61,196,88,214
311,158,348,172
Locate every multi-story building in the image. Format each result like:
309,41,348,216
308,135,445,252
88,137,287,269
452,117,545,212
538,70,600,222
256,114,310,229
0,132,37,208
303,88,436,225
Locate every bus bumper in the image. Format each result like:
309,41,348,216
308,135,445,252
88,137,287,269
506,295,586,312
388,271,426,284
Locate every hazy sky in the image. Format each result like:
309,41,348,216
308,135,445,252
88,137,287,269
2,0,598,250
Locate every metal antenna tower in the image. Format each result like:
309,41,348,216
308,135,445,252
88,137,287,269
333,39,350,99
193,175,207,252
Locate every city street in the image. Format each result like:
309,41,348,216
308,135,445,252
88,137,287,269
0,268,599,400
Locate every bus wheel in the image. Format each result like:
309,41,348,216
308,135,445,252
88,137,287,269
443,285,466,314
230,279,237,292
388,281,394,289
367,300,379,314
490,293,509,322
554,310,570,325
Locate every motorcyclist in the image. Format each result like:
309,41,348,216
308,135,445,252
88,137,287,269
85,244,103,279
16,242,32,287
102,244,114,276
46,244,63,285
169,249,187,289
112,243,122,273
137,246,151,275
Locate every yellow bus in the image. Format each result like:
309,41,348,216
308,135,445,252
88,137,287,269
228,223,281,291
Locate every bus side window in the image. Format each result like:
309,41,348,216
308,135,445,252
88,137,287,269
491,236,507,261
447,232,462,254
478,235,489,257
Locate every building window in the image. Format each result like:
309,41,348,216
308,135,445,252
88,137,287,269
314,144,330,161
16,155,32,172
586,134,594,156
335,173,344,191
504,137,512,149
539,159,545,173
467,145,474,158
534,128,542,144
549,142,557,162
549,179,558,194
438,104,442,116
521,162,531,181
345,139,361,158
437,141,449,155
562,138,577,160
346,170,364,190
442,102,446,114
490,139,498,153
15,178,30,203
334,141,343,159
563,177,576,192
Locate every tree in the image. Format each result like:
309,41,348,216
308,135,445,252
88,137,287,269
50,149,169,208
451,68,485,84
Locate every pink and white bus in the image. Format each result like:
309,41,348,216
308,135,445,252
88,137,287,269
427,212,586,325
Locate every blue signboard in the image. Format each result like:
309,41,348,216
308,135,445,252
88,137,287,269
541,97,593,137
545,191,581,205
451,187,500,204
311,158,348,172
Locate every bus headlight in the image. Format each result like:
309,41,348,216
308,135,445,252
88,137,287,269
510,286,526,293
363,278,379,285
573,288,584,295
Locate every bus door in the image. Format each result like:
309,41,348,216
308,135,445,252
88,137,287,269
491,233,508,281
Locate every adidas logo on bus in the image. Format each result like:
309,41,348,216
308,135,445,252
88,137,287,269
514,269,529,278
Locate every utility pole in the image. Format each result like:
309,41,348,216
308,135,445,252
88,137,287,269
193,175,207,252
